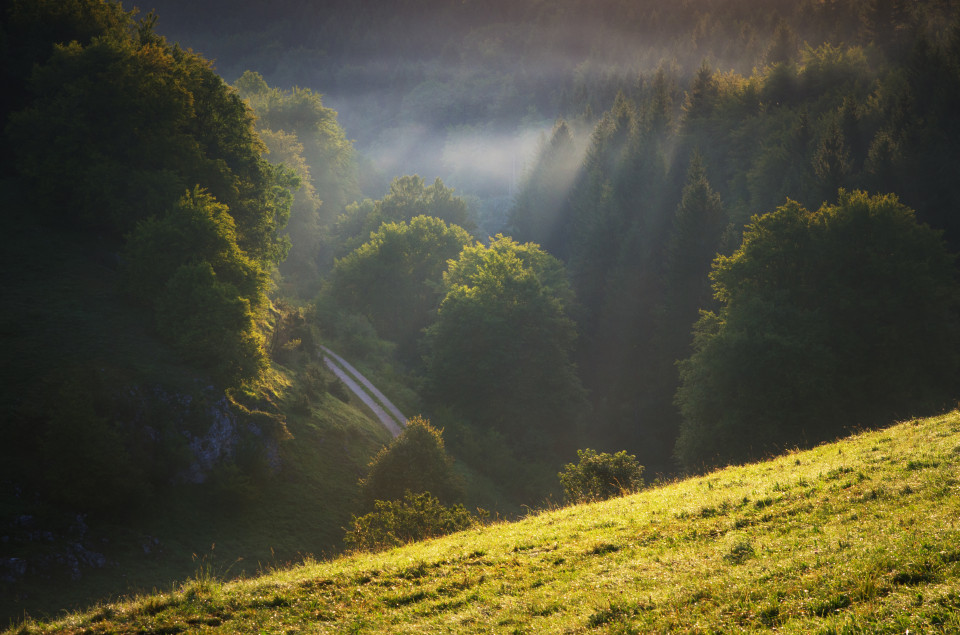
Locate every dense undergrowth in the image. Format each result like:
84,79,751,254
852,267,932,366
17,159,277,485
9,410,960,633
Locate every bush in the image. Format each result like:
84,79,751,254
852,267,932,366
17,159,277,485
359,416,463,508
559,449,645,504
344,491,481,552
327,377,352,403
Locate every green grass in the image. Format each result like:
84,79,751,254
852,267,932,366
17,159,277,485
10,411,960,633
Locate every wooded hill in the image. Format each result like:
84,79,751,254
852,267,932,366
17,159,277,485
3,0,960,623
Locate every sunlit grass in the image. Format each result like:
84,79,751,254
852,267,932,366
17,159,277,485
10,411,960,633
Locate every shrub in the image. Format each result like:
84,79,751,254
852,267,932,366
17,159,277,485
327,377,352,403
359,416,463,508
344,490,481,552
559,449,645,504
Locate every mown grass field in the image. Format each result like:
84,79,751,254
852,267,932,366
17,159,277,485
9,411,960,633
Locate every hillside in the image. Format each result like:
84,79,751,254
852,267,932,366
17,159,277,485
0,4,405,621
4,2,960,632
9,411,960,633
0,182,394,625
1,356,393,625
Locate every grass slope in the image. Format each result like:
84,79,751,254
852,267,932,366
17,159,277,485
10,411,960,633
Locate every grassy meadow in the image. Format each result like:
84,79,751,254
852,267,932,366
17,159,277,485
8,411,960,633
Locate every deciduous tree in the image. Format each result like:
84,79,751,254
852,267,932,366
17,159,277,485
329,215,472,358
675,191,960,469
334,175,474,255
424,235,586,448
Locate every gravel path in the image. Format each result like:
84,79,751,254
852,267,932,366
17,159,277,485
321,346,406,437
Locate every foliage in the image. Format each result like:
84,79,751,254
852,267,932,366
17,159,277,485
424,235,586,448
0,0,132,129
0,348,393,621
559,448,644,504
359,416,463,508
120,188,269,385
312,296,396,362
236,70,357,223
156,261,266,387
334,175,475,255
136,0,960,482
258,127,326,296
662,151,728,327
122,187,267,307
328,215,472,358
235,71,358,294
499,15,960,473
510,118,583,257
143,0,952,155
344,490,480,552
443,233,575,309
528,84,681,470
676,190,960,469
268,300,318,366
6,363,283,516
438,412,557,512
3,0,294,388
7,34,291,262
9,4,960,620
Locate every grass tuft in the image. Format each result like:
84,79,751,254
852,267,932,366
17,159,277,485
723,539,755,565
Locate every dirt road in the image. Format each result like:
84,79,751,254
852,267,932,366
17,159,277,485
321,346,406,437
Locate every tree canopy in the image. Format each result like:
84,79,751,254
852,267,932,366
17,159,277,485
329,215,472,358
334,175,475,256
675,190,960,469
3,0,294,387
0,0,303,527
235,71,359,295
424,235,586,449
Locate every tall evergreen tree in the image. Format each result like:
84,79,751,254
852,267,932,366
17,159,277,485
664,151,727,323
510,118,580,259
813,118,853,202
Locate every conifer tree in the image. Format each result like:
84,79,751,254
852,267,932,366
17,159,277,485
664,151,726,322
813,118,853,201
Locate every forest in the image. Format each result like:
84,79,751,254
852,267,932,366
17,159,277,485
2,0,960,622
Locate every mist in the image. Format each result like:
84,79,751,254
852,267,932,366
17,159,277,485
142,0,800,218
